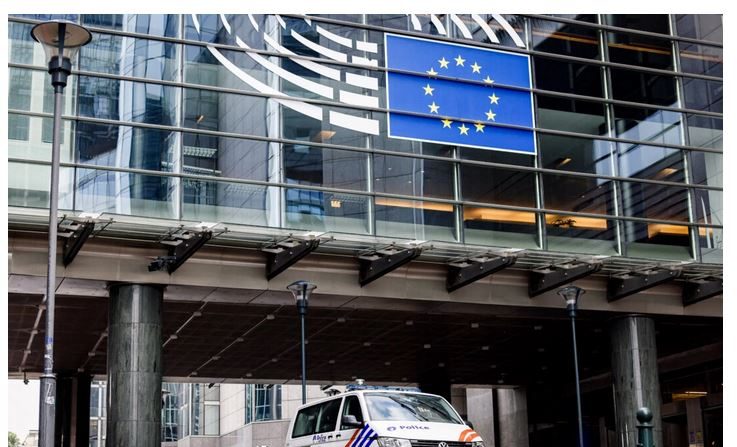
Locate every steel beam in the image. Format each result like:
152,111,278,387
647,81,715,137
263,239,320,280
529,262,602,297
682,278,722,306
149,230,213,274
446,255,517,292
61,221,95,267
359,247,421,287
607,269,681,302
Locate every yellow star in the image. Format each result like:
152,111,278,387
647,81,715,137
438,57,450,69
458,123,469,135
423,84,434,95
489,93,500,105
485,110,496,121
427,67,438,76
441,119,453,128
474,122,485,132
454,54,465,66
428,102,440,113
471,62,482,73
483,75,495,84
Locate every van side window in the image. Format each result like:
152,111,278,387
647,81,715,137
341,396,364,429
316,399,342,434
292,404,321,438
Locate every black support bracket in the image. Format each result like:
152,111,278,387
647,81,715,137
607,268,682,302
358,246,422,287
529,261,602,297
149,230,213,274
263,238,320,280
60,221,95,267
682,277,722,306
446,254,517,293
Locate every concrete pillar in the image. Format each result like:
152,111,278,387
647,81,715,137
107,284,164,446
466,388,495,447
54,373,92,447
497,388,529,447
610,316,663,447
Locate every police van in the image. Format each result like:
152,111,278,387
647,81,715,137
285,385,483,447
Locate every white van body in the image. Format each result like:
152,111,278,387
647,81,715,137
286,389,483,447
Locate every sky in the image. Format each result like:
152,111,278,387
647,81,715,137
8,380,40,440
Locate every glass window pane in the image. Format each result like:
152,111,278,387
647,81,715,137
682,78,722,113
693,189,722,230
9,115,75,163
80,33,179,81
542,174,615,215
536,95,607,136
531,18,599,59
182,133,273,182
76,122,177,171
548,15,597,23
82,14,179,37
618,144,684,182
8,163,74,210
373,155,454,200
610,68,677,107
686,115,722,150
285,189,370,235
539,135,614,176
317,399,341,434
678,43,722,77
204,404,219,435
613,106,682,146
625,220,692,260
621,180,689,222
463,206,538,248
603,15,670,34
293,403,320,437
341,396,364,429
75,168,177,219
79,76,177,126
689,151,722,188
546,215,618,255
183,180,277,227
90,386,100,417
375,198,457,242
285,146,367,191
461,165,536,207
675,14,722,44
463,14,527,48
183,88,274,139
9,22,36,65
607,31,673,70
698,227,722,263
9,68,77,117
460,146,534,167
534,57,603,98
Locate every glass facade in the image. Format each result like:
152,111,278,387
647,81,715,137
7,14,722,262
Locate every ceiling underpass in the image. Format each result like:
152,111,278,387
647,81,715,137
9,292,722,388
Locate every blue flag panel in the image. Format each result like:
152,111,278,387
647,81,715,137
385,33,536,154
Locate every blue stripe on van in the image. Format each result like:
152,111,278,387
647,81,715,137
350,425,371,447
357,429,376,447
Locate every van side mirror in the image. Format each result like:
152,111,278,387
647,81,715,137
464,420,474,430
342,415,363,428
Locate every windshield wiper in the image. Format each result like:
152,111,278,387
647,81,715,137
388,396,430,421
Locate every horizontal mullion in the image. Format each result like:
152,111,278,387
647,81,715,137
9,108,724,190
10,15,724,83
9,60,724,120
9,157,724,229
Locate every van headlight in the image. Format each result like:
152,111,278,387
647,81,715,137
376,438,412,447
472,442,485,447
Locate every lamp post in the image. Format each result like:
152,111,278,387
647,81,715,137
287,280,317,404
557,285,585,447
30,19,92,447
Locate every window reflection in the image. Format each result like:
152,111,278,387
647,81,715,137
689,151,722,188
463,206,538,248
183,180,275,227
682,78,722,113
686,115,722,150
603,15,670,34
534,57,603,97
79,76,177,126
678,43,722,77
675,14,722,44
539,135,613,176
8,163,74,210
373,155,454,199
285,145,367,191
80,32,179,81
530,18,599,59
607,31,673,70
76,122,177,171
82,14,179,37
375,198,456,242
609,68,677,107
461,165,536,207
618,144,684,182
183,133,272,182
285,188,370,234
9,115,74,163
613,106,682,146
537,95,607,136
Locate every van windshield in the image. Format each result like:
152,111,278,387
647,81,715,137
365,393,463,424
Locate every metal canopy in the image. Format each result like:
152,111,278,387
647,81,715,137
529,261,603,297
446,254,517,292
682,277,723,306
149,229,214,274
358,246,422,287
607,269,682,302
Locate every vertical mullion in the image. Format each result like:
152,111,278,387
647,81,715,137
526,17,545,251
453,146,463,243
174,14,185,221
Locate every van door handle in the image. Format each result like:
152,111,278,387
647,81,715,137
336,435,342,438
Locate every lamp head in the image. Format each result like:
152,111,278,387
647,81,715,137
287,280,317,308
557,285,585,317
31,20,92,90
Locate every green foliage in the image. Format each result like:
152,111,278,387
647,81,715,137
8,432,21,447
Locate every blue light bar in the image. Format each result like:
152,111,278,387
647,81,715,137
345,384,422,392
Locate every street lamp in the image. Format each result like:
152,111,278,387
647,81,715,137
30,19,92,447
557,285,585,447
287,280,317,404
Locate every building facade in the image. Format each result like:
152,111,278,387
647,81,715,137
7,13,722,447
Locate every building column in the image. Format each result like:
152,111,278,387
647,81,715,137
107,283,164,446
466,388,495,447
610,316,663,447
497,388,529,447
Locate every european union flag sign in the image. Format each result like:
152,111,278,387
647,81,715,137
385,34,536,155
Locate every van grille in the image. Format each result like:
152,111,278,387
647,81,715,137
410,441,473,447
